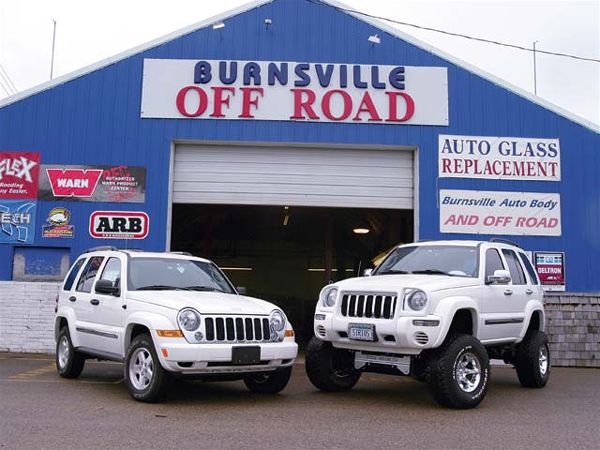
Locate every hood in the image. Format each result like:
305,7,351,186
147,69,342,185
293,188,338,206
127,291,278,315
333,274,480,293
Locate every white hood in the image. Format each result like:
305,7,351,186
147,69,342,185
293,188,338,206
333,274,480,293
127,291,278,315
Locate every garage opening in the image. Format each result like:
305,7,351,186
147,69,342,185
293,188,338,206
171,205,413,343
170,143,416,343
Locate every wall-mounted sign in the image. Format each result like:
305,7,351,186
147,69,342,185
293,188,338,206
438,135,560,181
141,59,449,126
0,152,41,199
42,207,74,239
0,200,37,244
534,251,565,291
439,189,561,236
39,165,146,203
89,211,149,239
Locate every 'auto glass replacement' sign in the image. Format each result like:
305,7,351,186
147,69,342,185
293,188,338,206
438,135,560,182
141,59,449,126
439,189,561,236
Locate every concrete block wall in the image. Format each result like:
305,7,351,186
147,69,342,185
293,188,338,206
545,293,600,367
0,281,60,353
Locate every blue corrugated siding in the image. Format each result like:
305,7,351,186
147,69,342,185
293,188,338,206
0,0,598,290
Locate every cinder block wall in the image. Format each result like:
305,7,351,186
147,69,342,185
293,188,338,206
0,282,60,353
0,282,599,368
545,293,600,367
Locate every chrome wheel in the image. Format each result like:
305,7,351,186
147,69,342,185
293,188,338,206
539,345,549,376
129,348,154,391
455,352,481,393
58,336,70,369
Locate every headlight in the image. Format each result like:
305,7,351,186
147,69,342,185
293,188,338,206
270,310,286,332
405,289,428,311
178,308,201,331
322,287,338,307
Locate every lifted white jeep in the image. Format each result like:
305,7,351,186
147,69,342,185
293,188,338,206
55,247,297,402
305,240,550,409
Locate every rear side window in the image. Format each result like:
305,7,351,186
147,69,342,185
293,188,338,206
519,252,540,285
485,249,505,278
502,249,526,285
63,258,85,291
76,256,105,293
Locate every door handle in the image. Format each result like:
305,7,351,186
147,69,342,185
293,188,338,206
69,296,77,302
526,289,534,295
504,289,513,296
90,299,100,306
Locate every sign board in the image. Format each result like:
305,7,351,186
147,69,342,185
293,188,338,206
89,211,149,239
439,189,561,236
0,152,41,199
534,251,565,291
0,200,37,244
141,59,449,126
42,207,74,239
438,135,560,181
39,165,146,203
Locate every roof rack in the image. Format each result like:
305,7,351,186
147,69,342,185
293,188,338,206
84,245,118,253
489,238,522,249
170,251,193,256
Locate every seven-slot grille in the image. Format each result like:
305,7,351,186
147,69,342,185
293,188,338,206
340,293,398,319
203,316,272,343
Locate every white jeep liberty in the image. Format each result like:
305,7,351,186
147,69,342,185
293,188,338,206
55,247,298,402
306,240,550,409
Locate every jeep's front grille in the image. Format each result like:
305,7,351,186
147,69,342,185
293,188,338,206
340,293,397,319
203,316,271,343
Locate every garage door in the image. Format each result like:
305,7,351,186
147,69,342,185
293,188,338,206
172,144,414,209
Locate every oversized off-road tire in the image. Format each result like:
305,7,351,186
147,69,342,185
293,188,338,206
514,331,550,388
428,334,490,409
305,337,361,392
125,334,170,403
56,326,85,378
244,366,292,394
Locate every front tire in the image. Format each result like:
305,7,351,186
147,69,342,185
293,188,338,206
428,334,490,409
56,326,85,378
243,366,292,394
125,334,170,403
305,337,361,392
514,331,550,388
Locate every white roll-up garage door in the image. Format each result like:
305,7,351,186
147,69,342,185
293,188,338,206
172,143,414,209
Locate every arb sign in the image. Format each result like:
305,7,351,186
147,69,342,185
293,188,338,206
89,211,149,239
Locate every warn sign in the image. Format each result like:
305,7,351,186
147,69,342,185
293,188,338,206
47,169,103,197
89,211,149,239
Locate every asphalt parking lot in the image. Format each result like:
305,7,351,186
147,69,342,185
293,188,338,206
0,353,598,450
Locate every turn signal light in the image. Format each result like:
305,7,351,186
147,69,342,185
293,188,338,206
156,330,184,338
284,329,294,337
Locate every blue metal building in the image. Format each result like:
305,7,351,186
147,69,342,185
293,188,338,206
0,0,598,293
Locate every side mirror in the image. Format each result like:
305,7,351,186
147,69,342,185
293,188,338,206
486,269,511,285
363,268,373,277
236,286,247,295
95,279,120,296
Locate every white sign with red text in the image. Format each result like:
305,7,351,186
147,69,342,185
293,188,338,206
438,135,560,181
141,59,448,126
440,189,561,236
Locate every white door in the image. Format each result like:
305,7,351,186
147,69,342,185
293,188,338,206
72,255,106,349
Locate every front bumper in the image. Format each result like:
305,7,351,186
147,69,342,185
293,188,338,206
154,336,298,374
314,313,443,355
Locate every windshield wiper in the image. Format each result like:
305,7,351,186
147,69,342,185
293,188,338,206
182,286,220,292
378,269,409,275
411,269,454,276
136,285,184,291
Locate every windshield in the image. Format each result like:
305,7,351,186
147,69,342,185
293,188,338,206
375,245,479,278
127,258,236,293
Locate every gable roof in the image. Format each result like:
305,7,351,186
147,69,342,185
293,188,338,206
1,0,598,133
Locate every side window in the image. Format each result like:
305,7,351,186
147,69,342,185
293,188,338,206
485,249,505,278
99,258,122,290
502,249,526,285
519,252,540,285
76,256,105,293
63,258,85,291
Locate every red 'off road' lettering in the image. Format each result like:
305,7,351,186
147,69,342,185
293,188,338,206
46,169,103,197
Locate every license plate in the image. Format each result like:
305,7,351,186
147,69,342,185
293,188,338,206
348,323,375,341
231,346,261,365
